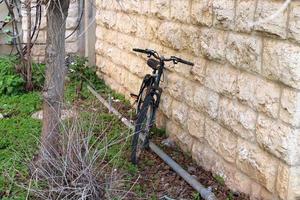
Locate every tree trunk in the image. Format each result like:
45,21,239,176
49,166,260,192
41,0,70,157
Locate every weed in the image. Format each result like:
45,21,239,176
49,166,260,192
0,56,24,96
214,174,225,186
226,191,234,200
193,192,201,200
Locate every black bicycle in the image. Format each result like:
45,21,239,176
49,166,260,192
130,48,194,164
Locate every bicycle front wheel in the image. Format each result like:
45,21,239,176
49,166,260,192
131,95,154,164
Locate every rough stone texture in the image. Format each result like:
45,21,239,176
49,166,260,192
170,0,190,23
150,0,170,19
218,98,256,142
236,139,278,192
288,1,300,43
213,0,235,30
94,1,300,199
204,63,238,96
225,33,262,73
280,88,300,127
263,39,300,89
194,86,219,119
237,72,280,118
205,118,237,163
254,0,288,38
200,28,227,62
235,0,256,32
256,115,300,166
187,109,205,140
191,0,213,27
172,100,188,128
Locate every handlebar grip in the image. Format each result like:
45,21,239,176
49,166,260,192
132,48,149,54
172,56,194,66
178,58,194,66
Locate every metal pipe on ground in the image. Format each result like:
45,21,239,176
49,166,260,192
87,85,218,200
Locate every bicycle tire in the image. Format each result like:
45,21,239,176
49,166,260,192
131,95,154,164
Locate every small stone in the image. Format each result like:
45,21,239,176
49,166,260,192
0,113,3,119
161,138,176,148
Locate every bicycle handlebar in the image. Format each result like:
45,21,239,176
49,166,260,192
133,48,194,66
170,56,194,66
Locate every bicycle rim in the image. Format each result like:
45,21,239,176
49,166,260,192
131,97,154,164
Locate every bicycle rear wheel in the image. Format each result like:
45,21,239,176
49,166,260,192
131,95,154,164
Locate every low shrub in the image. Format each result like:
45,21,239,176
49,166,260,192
0,56,24,95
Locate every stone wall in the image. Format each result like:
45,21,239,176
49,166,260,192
94,1,300,199
21,0,80,62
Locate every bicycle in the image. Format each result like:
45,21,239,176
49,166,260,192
130,48,194,164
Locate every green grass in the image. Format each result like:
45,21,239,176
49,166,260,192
0,92,42,199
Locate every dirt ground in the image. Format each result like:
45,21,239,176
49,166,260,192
102,99,251,200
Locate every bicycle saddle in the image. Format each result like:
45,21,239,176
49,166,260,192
147,58,160,70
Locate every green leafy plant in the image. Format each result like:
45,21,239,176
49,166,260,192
32,63,46,89
0,56,24,95
214,174,225,186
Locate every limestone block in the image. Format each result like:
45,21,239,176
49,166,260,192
276,163,300,200
231,171,252,195
170,0,190,22
166,120,181,139
116,13,137,34
140,0,151,15
160,93,173,118
145,18,161,41
135,16,148,39
190,57,207,84
212,161,238,191
280,88,300,127
65,30,77,42
235,0,256,32
237,72,280,118
126,54,146,78
199,28,227,62
288,1,300,43
183,80,195,106
166,73,184,101
102,0,120,10
256,114,300,165
187,109,205,140
150,0,170,19
194,85,219,119
192,142,219,171
96,10,117,28
68,2,78,18
119,0,140,13
225,33,262,73
204,63,238,96
277,163,290,200
172,100,188,127
254,0,288,38
236,139,278,192
175,130,195,153
65,42,78,54
66,16,78,30
157,22,186,50
213,0,235,30
155,110,167,129
191,0,213,27
218,98,256,142
157,22,201,54
263,39,300,89
31,45,46,56
205,118,237,163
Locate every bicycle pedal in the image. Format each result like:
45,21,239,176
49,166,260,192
130,93,139,100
